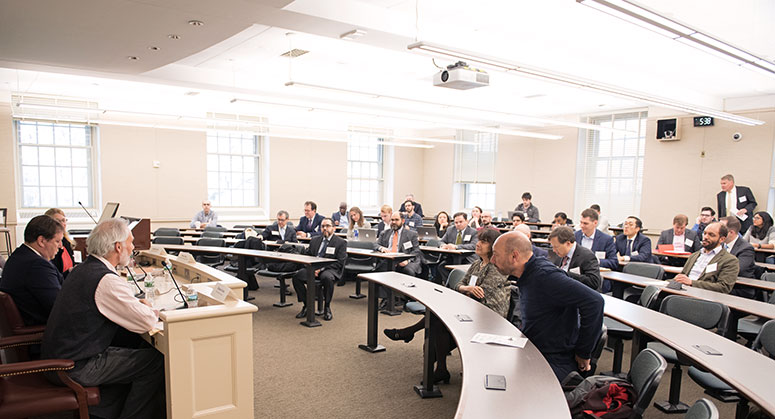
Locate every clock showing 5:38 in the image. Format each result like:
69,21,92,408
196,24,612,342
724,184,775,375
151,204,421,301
693,116,714,127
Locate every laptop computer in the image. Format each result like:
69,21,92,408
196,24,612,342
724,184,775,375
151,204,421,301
356,228,378,242
417,226,438,239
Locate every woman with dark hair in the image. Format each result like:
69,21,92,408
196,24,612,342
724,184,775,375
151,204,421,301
469,206,483,229
45,208,76,277
744,211,775,250
433,211,450,237
346,206,371,239
383,228,509,384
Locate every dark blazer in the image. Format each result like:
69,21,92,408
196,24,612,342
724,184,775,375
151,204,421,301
261,223,298,243
615,232,652,263
52,239,76,278
681,248,739,294
399,201,424,218
532,244,548,259
657,228,701,253
440,225,479,263
549,245,602,291
575,229,618,270
331,211,348,226
305,234,347,280
717,185,757,233
376,220,388,237
375,227,422,273
297,213,325,237
0,245,64,326
729,236,756,278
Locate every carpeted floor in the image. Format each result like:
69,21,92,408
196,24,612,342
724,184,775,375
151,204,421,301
34,275,744,419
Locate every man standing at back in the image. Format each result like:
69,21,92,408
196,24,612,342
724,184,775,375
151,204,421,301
42,218,164,418
0,215,64,326
296,201,325,238
717,174,757,235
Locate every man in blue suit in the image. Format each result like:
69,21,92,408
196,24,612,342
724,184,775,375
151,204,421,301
261,210,298,243
295,201,325,238
575,208,618,292
615,216,652,264
0,215,65,326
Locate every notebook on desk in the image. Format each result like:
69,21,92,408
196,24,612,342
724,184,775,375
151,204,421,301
357,228,378,242
417,226,438,239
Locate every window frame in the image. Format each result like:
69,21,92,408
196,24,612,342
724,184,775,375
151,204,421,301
453,130,498,212
206,131,262,208
347,131,385,212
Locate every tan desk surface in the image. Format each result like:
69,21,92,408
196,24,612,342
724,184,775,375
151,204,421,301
419,246,474,255
152,243,336,266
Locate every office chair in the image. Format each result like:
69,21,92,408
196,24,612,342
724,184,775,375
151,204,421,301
195,238,227,267
603,285,661,376
345,240,377,299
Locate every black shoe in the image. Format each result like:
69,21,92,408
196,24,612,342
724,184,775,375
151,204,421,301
383,328,414,343
315,308,325,316
323,307,333,321
295,306,307,318
336,279,346,287
433,369,450,384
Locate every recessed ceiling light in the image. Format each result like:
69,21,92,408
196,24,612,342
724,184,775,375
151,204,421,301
148,46,160,51
168,34,180,40
188,20,204,26
127,56,139,61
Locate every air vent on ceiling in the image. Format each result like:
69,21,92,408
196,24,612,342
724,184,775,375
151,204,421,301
280,48,309,58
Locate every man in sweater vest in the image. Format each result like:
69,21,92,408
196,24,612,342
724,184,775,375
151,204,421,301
42,218,164,418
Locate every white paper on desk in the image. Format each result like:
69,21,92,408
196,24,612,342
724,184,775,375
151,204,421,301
470,332,527,348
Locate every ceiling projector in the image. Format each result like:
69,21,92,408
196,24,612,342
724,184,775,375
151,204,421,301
433,61,489,90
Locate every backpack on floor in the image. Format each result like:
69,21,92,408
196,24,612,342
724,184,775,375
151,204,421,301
564,373,638,419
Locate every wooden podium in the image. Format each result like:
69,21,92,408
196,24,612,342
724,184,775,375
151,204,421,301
72,217,150,256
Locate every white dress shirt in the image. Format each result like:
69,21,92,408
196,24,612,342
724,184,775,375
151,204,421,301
672,233,686,252
688,246,721,281
581,231,595,250
93,256,158,334
560,243,576,272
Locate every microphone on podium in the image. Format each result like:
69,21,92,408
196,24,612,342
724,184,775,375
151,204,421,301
161,260,189,309
78,201,98,224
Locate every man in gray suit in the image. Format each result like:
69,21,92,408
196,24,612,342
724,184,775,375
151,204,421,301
721,216,756,298
657,214,700,265
374,212,422,277
436,212,479,283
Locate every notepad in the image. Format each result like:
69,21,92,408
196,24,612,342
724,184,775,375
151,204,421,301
470,332,527,348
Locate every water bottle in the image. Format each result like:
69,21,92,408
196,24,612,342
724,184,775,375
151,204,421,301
354,229,359,240
144,278,155,305
186,288,199,308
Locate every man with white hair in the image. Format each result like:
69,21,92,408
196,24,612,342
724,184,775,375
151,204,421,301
42,218,165,418
190,199,217,228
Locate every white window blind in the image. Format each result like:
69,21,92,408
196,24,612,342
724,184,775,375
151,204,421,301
347,130,384,210
574,111,647,225
454,131,497,210
206,131,260,207
16,120,96,208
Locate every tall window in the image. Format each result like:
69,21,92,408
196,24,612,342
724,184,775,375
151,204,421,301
574,111,648,223
16,120,95,208
206,131,260,207
454,130,497,210
347,132,384,209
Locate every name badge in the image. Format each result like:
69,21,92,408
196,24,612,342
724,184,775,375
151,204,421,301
739,196,747,203
403,241,413,250
684,238,693,247
468,274,478,286
570,267,581,275
705,263,717,273
464,234,472,242
594,251,606,260
409,221,415,227
631,251,639,257
272,230,279,236
73,250,83,263
325,247,336,255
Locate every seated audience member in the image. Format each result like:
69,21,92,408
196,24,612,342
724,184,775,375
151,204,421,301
718,174,756,234
374,212,422,277
590,204,609,233
743,211,775,250
575,208,617,292
401,200,423,231
469,206,483,229
615,216,652,264
190,200,217,228
376,205,392,236
514,192,540,223
510,212,526,229
383,228,509,384
261,210,298,243
331,202,349,229
692,207,716,237
492,231,604,381
552,212,572,229
437,212,479,283
42,218,164,418
478,211,495,230
673,222,739,294
296,201,325,238
0,215,64,326
292,219,346,321
45,208,76,277
346,206,371,239
720,216,756,298
399,193,424,218
515,224,548,258
433,211,450,237
657,214,701,265
548,227,602,291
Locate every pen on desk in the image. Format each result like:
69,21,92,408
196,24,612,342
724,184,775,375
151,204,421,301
434,288,443,293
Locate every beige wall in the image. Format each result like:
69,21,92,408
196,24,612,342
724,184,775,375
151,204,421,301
0,103,18,246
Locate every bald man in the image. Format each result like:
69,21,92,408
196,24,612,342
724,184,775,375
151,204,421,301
492,231,604,381
514,224,548,258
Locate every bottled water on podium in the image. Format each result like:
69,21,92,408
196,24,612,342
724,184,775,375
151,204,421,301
144,278,155,305
185,288,199,308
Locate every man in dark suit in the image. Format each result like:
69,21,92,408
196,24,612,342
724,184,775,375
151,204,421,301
615,216,652,264
399,193,424,218
575,208,618,271
515,224,548,258
295,200,325,238
720,216,756,298
657,214,701,266
436,212,479,283
548,227,602,291
374,212,423,276
673,222,739,294
0,215,65,325
375,204,392,236
717,174,757,235
261,210,298,243
292,218,347,321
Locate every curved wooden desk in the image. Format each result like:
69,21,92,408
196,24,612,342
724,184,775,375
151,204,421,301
358,271,570,419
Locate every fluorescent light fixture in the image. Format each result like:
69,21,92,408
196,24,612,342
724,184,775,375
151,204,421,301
577,0,775,81
340,29,367,40
407,41,765,126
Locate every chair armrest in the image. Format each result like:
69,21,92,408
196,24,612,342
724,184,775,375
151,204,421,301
14,324,46,335
0,332,44,349
0,358,74,377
